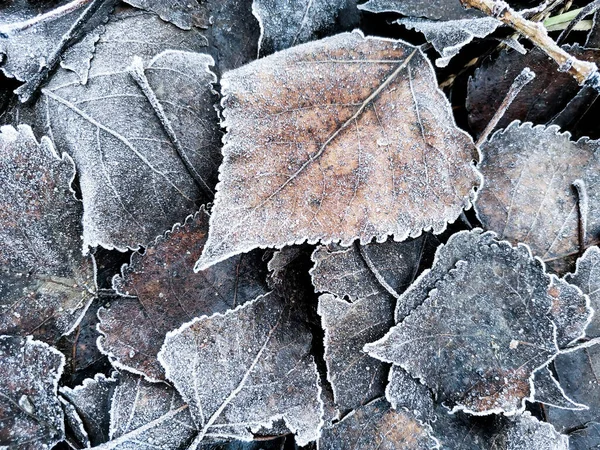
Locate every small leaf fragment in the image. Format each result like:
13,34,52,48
565,245,600,337
531,366,587,410
358,0,484,20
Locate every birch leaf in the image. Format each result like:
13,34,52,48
475,122,600,275
0,335,65,450
196,30,481,270
35,9,221,251
0,124,96,343
158,292,323,446
98,208,269,381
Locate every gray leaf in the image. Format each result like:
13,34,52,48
0,335,65,449
123,0,206,30
565,245,600,338
60,397,90,448
490,413,568,450
531,366,587,410
0,124,96,343
158,292,323,447
358,0,484,20
385,366,434,422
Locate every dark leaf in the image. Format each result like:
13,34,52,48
530,366,586,410
60,396,90,448
0,124,96,343
357,0,485,20
123,0,207,29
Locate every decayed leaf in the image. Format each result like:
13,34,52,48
158,292,323,446
0,0,116,101
98,208,269,381
475,122,600,274
530,366,586,410
105,372,197,449
490,413,569,450
253,0,359,56
35,8,221,251
196,30,481,270
60,372,118,446
318,397,438,449
358,0,484,20
0,124,96,343
0,335,65,449
365,229,590,415
123,0,207,29
565,246,600,337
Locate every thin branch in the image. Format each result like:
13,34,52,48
573,179,589,256
460,0,600,89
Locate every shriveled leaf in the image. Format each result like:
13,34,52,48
490,413,569,450
0,0,116,101
467,46,600,139
0,124,96,343
531,366,587,410
35,8,221,251
0,335,65,449
475,122,600,274
196,31,481,270
106,372,197,450
318,397,438,449
158,292,323,446
253,0,359,56
365,229,589,415
60,372,118,446
358,0,484,20
123,0,207,29
565,246,600,337
98,208,269,381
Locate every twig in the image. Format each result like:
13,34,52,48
475,67,536,146
460,0,600,89
573,179,589,256
557,0,600,44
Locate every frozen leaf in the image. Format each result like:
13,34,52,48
253,0,359,56
35,8,221,251
0,335,65,449
158,292,323,446
531,366,586,410
318,397,438,449
60,372,118,446
467,46,600,139
310,234,439,301
397,17,500,67
565,246,600,338
196,31,481,270
365,229,589,415
0,124,96,343
475,122,600,275
0,0,116,101
123,0,206,29
98,208,269,381
358,0,484,20
105,372,197,450
490,413,568,450
386,366,434,422
60,397,90,448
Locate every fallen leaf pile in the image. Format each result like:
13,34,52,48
2,0,600,449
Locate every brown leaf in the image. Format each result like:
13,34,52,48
0,124,96,343
475,122,600,275
98,208,269,381
195,30,481,270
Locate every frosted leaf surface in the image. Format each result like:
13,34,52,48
158,293,323,446
476,122,600,275
0,0,115,101
60,397,90,448
196,30,481,270
123,0,206,29
358,0,484,20
98,208,269,381
60,372,118,446
310,234,439,301
253,0,359,56
0,124,96,343
565,246,600,337
365,229,580,415
0,335,65,449
490,413,569,450
318,397,438,449
318,293,394,412
530,366,586,410
106,372,197,450
386,366,434,422
35,9,221,251
397,17,500,67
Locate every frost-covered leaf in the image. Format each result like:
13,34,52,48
531,366,586,410
365,229,590,415
0,335,65,449
98,208,269,381
196,30,481,270
358,0,484,20
565,246,600,338
123,0,206,29
253,0,359,56
386,366,434,422
60,372,118,446
318,397,438,449
158,292,323,446
35,8,221,251
490,413,569,450
0,124,96,343
106,372,197,450
467,46,600,139
0,0,116,101
60,396,90,448
475,122,600,274
397,17,500,67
